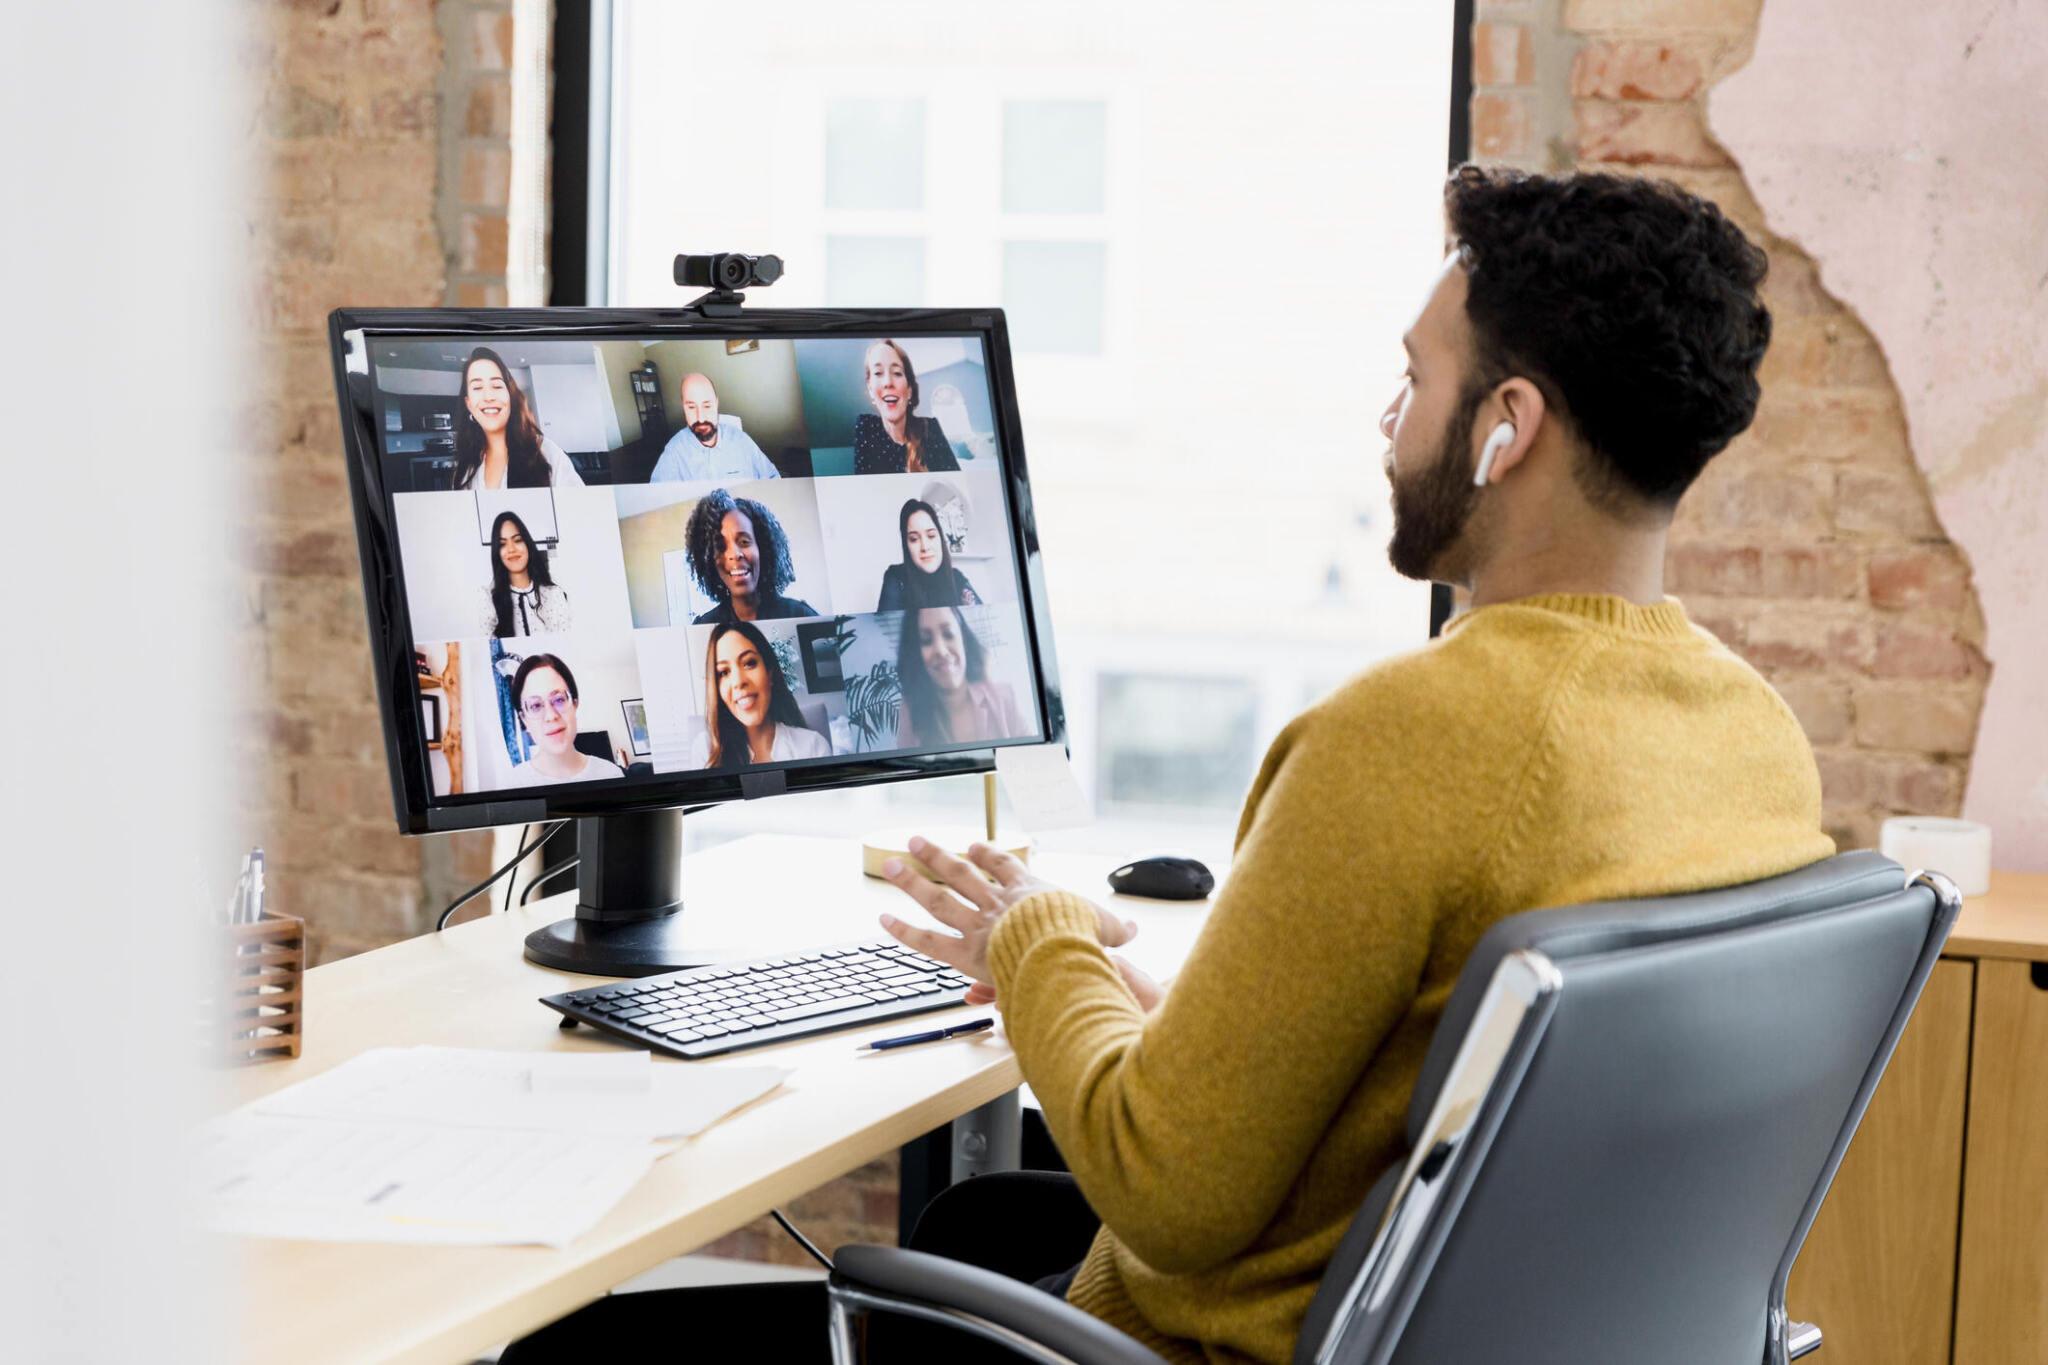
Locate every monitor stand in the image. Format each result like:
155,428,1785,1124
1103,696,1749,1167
522,809,719,977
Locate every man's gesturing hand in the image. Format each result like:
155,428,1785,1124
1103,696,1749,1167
878,835,1137,988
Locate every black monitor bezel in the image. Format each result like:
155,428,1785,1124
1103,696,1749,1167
328,305,1067,835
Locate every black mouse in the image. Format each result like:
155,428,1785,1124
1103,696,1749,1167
1108,856,1215,901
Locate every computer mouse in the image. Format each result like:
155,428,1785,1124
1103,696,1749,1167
1108,856,1215,901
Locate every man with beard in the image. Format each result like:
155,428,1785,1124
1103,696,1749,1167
500,168,1837,1365
861,166,1839,1365
648,371,782,482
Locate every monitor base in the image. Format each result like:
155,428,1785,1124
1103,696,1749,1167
521,808,718,976
522,914,722,977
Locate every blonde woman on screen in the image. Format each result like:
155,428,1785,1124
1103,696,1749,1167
852,340,960,475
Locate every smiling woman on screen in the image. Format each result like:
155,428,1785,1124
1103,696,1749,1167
851,339,960,475
449,346,584,491
895,606,1023,747
683,488,819,624
876,497,982,611
481,510,571,637
688,620,831,769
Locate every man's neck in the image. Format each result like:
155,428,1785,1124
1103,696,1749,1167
1468,529,1669,609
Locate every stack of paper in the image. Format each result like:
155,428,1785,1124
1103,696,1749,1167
192,1048,788,1247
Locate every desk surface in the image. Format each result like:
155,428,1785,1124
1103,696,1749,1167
1947,870,2048,963
224,834,1219,1365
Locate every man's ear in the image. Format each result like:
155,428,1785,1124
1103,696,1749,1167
1478,378,1548,486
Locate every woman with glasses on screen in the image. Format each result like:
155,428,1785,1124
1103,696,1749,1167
449,346,585,491
687,621,831,768
852,339,961,475
481,510,571,637
684,488,820,624
511,653,622,784
875,497,983,611
895,606,1024,748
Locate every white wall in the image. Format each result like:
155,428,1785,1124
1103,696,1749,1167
5,0,241,1356
814,468,1021,612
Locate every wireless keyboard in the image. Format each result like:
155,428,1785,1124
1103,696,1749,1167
542,940,975,1059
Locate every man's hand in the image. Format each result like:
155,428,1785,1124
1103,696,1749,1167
879,835,1137,988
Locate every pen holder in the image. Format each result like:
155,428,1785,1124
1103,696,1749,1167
210,912,306,1064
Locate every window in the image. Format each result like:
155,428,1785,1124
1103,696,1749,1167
590,0,1449,849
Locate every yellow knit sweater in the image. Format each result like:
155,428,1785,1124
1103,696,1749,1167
987,594,1834,1365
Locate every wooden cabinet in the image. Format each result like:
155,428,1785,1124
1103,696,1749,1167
1954,959,2048,1364
1789,961,1970,1365
1788,872,2048,1362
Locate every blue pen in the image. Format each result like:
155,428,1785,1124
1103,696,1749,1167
859,1017,995,1052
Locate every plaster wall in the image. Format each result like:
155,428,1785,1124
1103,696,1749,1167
1714,2,2048,868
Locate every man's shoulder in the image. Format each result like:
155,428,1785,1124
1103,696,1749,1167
1313,635,1493,727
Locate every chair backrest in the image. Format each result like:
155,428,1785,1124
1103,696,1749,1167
1294,852,1959,1365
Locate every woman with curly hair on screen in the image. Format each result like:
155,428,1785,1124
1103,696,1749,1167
682,487,820,624
687,620,831,768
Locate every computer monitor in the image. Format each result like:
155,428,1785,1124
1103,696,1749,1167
328,305,1067,974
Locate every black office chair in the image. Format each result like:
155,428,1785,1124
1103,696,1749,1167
823,852,1962,1364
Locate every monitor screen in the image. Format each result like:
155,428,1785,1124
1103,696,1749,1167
330,310,1061,833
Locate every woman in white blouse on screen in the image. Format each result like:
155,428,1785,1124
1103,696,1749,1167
685,620,831,768
480,510,572,637
448,346,584,491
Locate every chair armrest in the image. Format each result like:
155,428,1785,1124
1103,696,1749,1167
830,1245,1170,1365
1788,1321,1822,1359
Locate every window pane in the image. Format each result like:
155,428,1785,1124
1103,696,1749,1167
1002,240,1105,354
825,97,926,211
826,235,926,305
1097,674,1258,811
1003,100,1107,213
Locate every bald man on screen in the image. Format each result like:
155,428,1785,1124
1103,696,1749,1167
649,371,781,482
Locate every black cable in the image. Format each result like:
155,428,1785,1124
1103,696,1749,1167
770,1209,834,1271
519,856,581,906
504,820,572,915
435,820,566,932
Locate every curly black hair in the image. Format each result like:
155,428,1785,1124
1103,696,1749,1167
684,488,796,603
1445,165,1771,508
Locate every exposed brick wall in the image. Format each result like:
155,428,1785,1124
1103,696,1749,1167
249,0,503,964
440,0,515,306
1471,0,1988,851
248,0,904,1263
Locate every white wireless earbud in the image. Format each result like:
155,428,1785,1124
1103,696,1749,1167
1474,421,1516,488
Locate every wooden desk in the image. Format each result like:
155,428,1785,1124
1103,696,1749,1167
1789,871,2048,1365
223,834,1219,1365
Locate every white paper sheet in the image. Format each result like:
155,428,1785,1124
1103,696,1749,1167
995,742,1092,831
192,1112,657,1247
250,1047,789,1140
